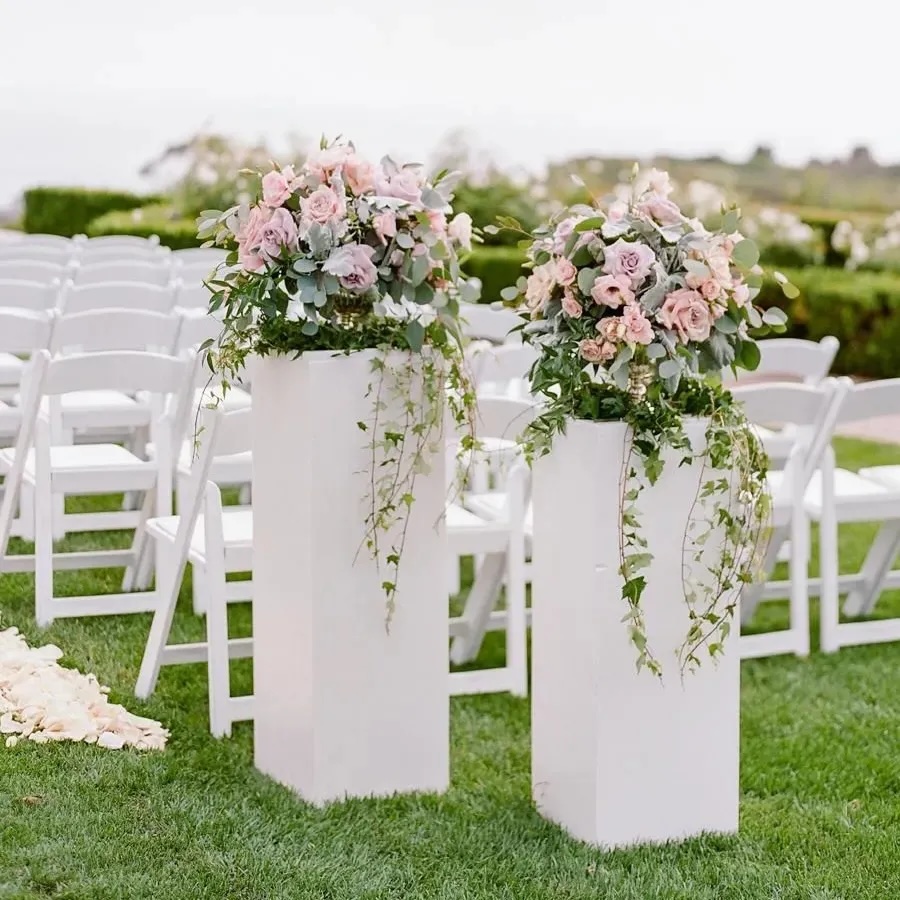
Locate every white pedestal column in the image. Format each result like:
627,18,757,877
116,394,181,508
251,350,449,805
531,419,739,849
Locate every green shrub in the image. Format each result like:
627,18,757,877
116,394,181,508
452,180,540,247
756,266,900,377
86,205,201,250
462,246,526,303
23,187,161,237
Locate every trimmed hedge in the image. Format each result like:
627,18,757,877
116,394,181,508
462,246,526,304
86,204,201,250
23,187,162,237
756,266,900,378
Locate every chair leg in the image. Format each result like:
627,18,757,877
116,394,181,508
134,546,179,698
123,490,154,592
34,485,55,627
741,524,789,624
843,520,900,617
192,565,207,615
205,562,232,738
505,533,528,699
818,504,841,653
18,483,35,541
789,509,810,657
449,552,506,664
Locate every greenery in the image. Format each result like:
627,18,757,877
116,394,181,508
451,179,540,247
3,437,900,897
756,265,900,377
86,204,201,250
23,187,160,237
462,246,527,305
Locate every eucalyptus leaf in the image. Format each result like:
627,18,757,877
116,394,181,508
395,232,415,250
577,267,599,296
714,315,738,334
732,239,760,269
722,209,740,233
782,282,800,299
684,259,710,279
301,320,319,336
500,286,520,302
292,258,318,274
762,307,788,326
420,188,445,210
574,217,605,233
609,345,633,374
405,319,425,352
658,359,681,379
411,254,430,286
645,343,667,360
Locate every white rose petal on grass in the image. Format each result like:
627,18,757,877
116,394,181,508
0,624,168,752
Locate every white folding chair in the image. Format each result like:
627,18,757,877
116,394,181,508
174,283,214,310
0,308,54,403
460,302,522,344
0,279,60,313
135,407,254,734
448,396,535,697
0,350,195,624
469,343,538,400
59,281,176,314
73,260,172,287
0,260,69,284
725,336,839,386
732,378,849,659
0,245,72,265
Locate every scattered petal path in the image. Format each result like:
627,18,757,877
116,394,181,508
0,626,168,750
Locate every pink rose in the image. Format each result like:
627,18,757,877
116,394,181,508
373,210,397,244
599,341,617,360
597,316,627,343
301,185,346,225
562,291,582,318
637,193,683,226
389,249,405,267
322,243,378,294
552,216,584,252
343,155,377,195
236,205,271,271
448,213,473,251
525,261,556,310
555,257,577,286
699,278,722,301
258,208,299,261
602,239,655,286
578,339,606,364
261,168,295,208
591,273,634,309
732,281,750,307
427,209,448,234
622,303,654,345
659,288,712,343
378,168,423,204
607,201,628,222
305,144,353,180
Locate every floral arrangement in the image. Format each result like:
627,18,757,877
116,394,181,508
500,166,792,675
197,137,480,620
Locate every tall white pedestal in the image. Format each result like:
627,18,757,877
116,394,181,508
531,419,739,849
251,350,449,805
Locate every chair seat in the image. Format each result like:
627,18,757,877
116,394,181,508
147,507,253,567
446,502,516,555
859,465,900,491
0,352,24,385
177,445,252,484
769,467,900,521
464,491,533,536
0,442,157,493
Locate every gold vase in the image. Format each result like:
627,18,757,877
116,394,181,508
627,363,654,403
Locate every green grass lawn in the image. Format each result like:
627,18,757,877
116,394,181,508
3,436,900,899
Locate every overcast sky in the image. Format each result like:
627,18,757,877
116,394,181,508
0,0,894,205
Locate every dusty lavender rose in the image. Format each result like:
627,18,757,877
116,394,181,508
258,208,299,261
637,193,683,226
658,288,712,343
322,243,378,294
622,303,654,345
578,338,606,363
448,213,473,251
552,216,587,252
301,185,346,225
555,256,577,286
343,155,377,194
602,239,655,286
561,290,583,318
373,210,397,244
261,168,295,208
591,273,634,309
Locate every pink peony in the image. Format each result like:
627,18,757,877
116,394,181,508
378,168,423,204
658,288,713,343
555,257,577,286
591,273,634,309
622,303,654,345
343,155,377,195
637,193,683,226
562,291,583,318
301,185,346,225
258,208,299,261
602,239,655,286
261,168,295,208
322,243,378,294
448,213,473,251
373,210,397,244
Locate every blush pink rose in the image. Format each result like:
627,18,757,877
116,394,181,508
373,210,397,244
322,243,378,294
659,288,712,343
427,209,448,235
732,281,751,307
591,273,634,309
637,193,683,226
622,303,654,345
389,249,405,267
525,261,556,310
378,169,423,204
602,239,655,286
699,278,722,301
301,185,346,225
578,339,606,363
236,205,271,271
261,169,294,208
305,144,353,180
607,201,628,222
343,155,377,195
562,291,583,318
448,213,473,251
258,208,299,261
597,316,627,343
555,257,577,286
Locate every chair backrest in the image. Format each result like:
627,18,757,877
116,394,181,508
171,247,228,269
460,302,522,344
176,310,222,351
0,245,72,265
15,234,73,251
834,378,900,425
0,279,59,312
174,282,213,310
74,260,172,287
470,344,538,393
59,281,176,314
731,378,849,485
475,396,539,443
726,337,839,386
40,349,192,397
0,309,54,355
0,260,68,284
74,234,161,250
51,309,180,354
